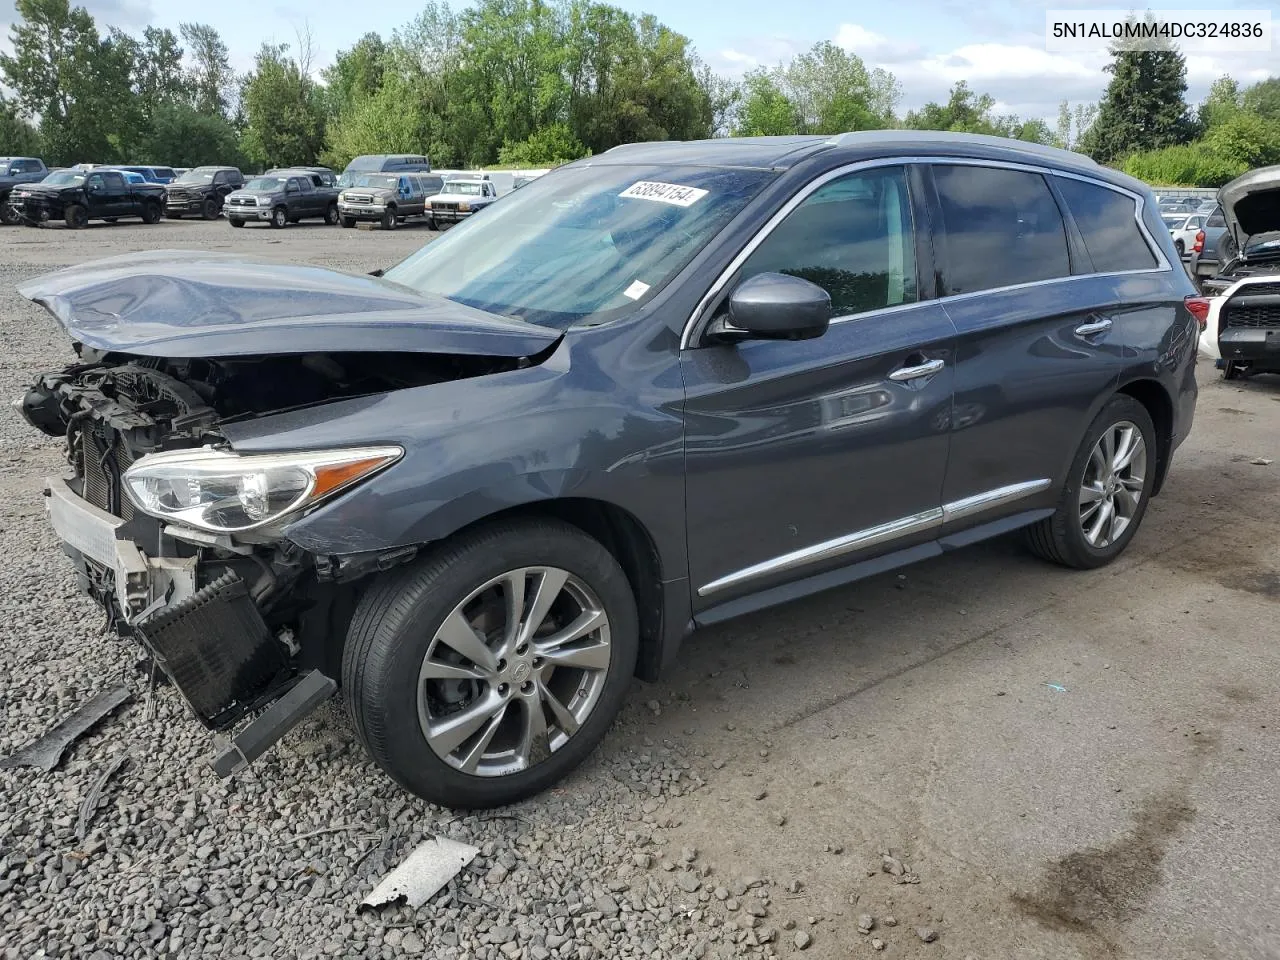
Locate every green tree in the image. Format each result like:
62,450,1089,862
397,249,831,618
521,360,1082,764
240,43,326,169
734,68,799,136
904,81,1052,143
136,102,244,167
1078,24,1195,163
1122,143,1245,187
497,121,587,165
1198,75,1241,130
321,32,388,119
322,73,433,169
785,41,896,133
0,95,42,155
1202,111,1280,168
181,22,234,117
1242,77,1280,123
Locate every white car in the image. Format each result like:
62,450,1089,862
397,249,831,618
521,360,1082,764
1197,273,1280,369
1168,212,1209,258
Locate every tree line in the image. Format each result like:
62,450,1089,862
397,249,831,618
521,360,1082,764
2,0,1278,186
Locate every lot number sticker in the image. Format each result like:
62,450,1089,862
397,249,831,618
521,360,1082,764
619,181,709,207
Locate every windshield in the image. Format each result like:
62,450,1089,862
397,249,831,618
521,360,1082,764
350,174,399,190
176,170,216,183
42,171,85,186
385,163,775,328
446,182,485,196
243,177,286,191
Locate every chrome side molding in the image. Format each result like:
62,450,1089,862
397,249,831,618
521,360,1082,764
697,478,1052,597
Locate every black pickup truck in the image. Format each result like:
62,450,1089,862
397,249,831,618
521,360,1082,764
6,169,165,228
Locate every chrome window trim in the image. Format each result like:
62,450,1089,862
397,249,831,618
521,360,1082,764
680,156,1171,351
696,477,1051,598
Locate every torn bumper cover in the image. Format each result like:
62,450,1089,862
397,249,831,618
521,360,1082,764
44,476,334,769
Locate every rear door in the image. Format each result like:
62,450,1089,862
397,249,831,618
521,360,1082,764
928,163,1134,528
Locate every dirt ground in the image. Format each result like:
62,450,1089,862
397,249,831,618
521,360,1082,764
2,219,1277,960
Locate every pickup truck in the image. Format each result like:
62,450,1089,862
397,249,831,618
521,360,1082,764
0,157,49,225
423,177,503,226
338,172,445,229
224,170,341,228
6,168,165,228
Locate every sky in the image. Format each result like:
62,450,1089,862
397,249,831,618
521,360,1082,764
2,0,1277,123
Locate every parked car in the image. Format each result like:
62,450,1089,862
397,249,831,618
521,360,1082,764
338,172,445,229
17,131,1201,809
1187,205,1230,289
1196,166,1280,379
338,154,432,188
7,168,164,227
1167,211,1209,257
164,166,244,219
424,176,503,225
0,157,49,225
225,170,341,228
115,165,178,184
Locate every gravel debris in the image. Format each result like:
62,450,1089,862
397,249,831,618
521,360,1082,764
883,915,897,926
917,926,940,943
871,937,886,950
794,930,813,949
858,914,875,933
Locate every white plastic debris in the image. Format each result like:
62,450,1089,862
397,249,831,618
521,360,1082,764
361,835,479,909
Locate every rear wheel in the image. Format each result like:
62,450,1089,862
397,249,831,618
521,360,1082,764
324,202,339,225
201,196,219,220
64,204,88,229
1024,395,1156,569
1174,238,1185,256
270,206,287,229
343,519,638,809
381,207,397,230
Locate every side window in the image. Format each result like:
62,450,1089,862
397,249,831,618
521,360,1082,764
932,165,1070,295
738,166,917,317
1055,177,1158,272
104,172,124,189
1188,217,1203,230
424,177,442,194
309,175,323,187
213,172,227,185
87,173,103,190
1207,208,1225,228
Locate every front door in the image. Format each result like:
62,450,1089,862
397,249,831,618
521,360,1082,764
682,165,956,608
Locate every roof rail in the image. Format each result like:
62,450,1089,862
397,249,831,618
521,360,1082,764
825,130,1098,167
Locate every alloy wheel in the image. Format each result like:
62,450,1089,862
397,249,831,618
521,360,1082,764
1079,420,1147,548
417,566,612,777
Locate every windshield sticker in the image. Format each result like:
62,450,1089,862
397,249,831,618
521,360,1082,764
619,181,708,207
623,280,651,300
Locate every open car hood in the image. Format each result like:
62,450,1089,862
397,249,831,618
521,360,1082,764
1219,165,1280,257
17,250,561,359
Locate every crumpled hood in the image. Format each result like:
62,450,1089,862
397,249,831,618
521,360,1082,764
1219,165,1280,255
17,250,562,359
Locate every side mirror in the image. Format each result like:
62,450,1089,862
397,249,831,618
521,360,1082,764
709,272,831,343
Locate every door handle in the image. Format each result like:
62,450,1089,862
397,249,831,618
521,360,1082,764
1074,317,1112,337
889,358,945,382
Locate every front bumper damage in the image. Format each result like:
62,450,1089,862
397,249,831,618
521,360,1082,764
44,475,336,775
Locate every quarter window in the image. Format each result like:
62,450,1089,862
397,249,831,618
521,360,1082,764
932,165,1070,295
1055,177,1158,272
737,166,918,317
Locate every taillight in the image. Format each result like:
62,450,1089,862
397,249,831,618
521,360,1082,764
1185,295,1210,330
1193,229,1205,253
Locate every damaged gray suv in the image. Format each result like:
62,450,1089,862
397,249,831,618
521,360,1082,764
19,132,1200,809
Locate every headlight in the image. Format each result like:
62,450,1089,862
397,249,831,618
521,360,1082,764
257,197,270,206
458,202,470,212
123,445,402,534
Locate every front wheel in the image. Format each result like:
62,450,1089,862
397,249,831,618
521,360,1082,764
341,215,356,228
381,207,396,230
141,201,161,224
270,206,287,229
0,203,19,226
1024,395,1157,569
1223,359,1247,381
343,519,639,809
228,218,244,228
201,196,219,220
324,203,339,225
426,217,438,231
64,204,88,229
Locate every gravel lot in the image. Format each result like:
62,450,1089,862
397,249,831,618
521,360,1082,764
1,220,1278,960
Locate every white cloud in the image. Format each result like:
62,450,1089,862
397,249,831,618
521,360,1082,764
833,23,922,64
709,35,802,76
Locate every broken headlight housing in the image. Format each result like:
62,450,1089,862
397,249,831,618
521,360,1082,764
123,445,402,534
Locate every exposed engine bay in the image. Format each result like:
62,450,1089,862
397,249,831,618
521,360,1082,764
22,348,517,738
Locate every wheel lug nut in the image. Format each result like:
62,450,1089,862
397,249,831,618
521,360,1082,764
497,683,509,696
516,643,529,656
520,681,534,695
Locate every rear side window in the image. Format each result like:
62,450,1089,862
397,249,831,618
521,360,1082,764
1207,208,1225,227
1055,177,1157,272
932,165,1070,295
739,165,917,316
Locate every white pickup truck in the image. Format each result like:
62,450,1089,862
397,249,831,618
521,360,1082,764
425,176,507,227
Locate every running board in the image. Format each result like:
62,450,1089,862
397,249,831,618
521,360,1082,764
210,670,337,778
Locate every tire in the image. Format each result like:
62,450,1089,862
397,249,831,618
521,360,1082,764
381,207,396,230
1223,359,1246,381
270,206,287,229
343,519,639,809
64,204,88,229
141,201,161,225
426,218,438,231
229,218,245,228
0,202,19,226
1174,239,1184,256
341,215,356,228
201,196,219,220
1024,394,1157,569
324,203,339,225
